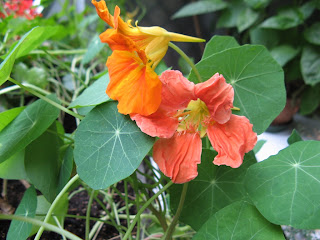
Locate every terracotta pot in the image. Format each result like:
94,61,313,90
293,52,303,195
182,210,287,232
271,98,300,125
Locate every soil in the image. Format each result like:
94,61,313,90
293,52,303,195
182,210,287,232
0,179,137,240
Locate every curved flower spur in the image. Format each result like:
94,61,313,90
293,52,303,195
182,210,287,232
131,70,257,184
92,0,205,116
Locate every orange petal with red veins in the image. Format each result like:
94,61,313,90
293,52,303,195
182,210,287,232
131,108,178,138
195,73,234,124
106,50,161,116
153,132,202,184
207,115,257,168
159,70,196,112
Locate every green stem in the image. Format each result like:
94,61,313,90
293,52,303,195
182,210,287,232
163,182,189,240
30,49,87,55
122,181,174,240
124,180,133,240
8,78,84,120
0,214,82,240
168,42,202,83
34,174,80,240
86,190,95,240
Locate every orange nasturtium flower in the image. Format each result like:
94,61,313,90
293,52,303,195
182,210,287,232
92,0,204,116
131,70,257,183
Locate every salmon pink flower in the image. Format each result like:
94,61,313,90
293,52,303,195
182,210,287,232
92,0,204,116
131,70,257,183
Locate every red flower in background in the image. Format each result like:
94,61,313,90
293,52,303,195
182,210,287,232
0,0,41,19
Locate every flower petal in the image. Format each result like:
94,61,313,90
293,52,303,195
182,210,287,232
106,50,161,115
195,73,234,124
159,70,196,112
100,29,137,52
153,132,202,183
92,0,115,28
207,115,257,168
131,109,178,138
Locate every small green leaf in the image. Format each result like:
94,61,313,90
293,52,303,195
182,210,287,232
0,95,60,162
253,139,267,154
304,22,320,45
81,34,106,64
270,45,300,67
0,150,27,180
217,0,246,28
301,45,320,86
245,141,320,229
170,150,256,230
74,101,154,190
193,200,285,240
0,106,25,132
172,0,227,19
189,45,285,134
244,0,272,9
25,123,62,203
249,27,281,49
57,146,74,193
300,84,320,115
237,8,259,33
0,26,59,86
202,35,239,59
69,73,110,108
287,129,303,145
7,186,37,240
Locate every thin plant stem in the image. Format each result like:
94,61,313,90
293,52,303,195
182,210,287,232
0,214,82,240
30,49,87,55
34,174,80,240
163,182,189,240
168,42,203,83
8,78,84,120
86,190,95,240
122,181,174,240
124,180,133,240
53,216,67,240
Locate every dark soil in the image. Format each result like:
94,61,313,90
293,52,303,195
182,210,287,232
0,179,137,240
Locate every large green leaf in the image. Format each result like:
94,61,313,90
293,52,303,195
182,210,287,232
0,26,58,85
57,146,74,193
300,84,320,115
172,0,227,19
193,200,285,240
304,22,320,45
189,45,285,134
0,150,27,180
7,186,37,240
202,35,239,59
270,45,300,67
0,95,60,162
170,150,256,230
245,141,320,229
74,101,154,190
25,123,62,203
69,73,110,108
301,45,320,85
0,106,25,132
249,27,281,49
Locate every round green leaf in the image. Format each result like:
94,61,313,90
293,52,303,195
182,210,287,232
304,22,320,45
0,106,25,132
301,45,320,86
0,95,60,162
193,200,285,240
0,150,27,180
202,35,239,59
245,141,320,229
7,186,37,240
189,45,285,134
170,150,256,230
74,101,154,190
270,45,300,67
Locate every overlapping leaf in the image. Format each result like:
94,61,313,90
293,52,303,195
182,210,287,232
74,101,154,190
246,141,320,229
190,44,285,134
193,200,285,240
0,95,60,162
202,35,239,59
301,45,320,85
170,150,256,230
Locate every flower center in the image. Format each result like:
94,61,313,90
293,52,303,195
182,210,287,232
176,99,211,137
